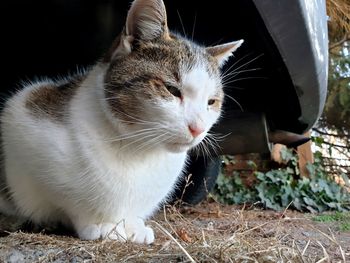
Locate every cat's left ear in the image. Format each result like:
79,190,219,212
206,40,244,67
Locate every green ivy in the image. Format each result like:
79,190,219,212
215,171,258,205
213,149,350,212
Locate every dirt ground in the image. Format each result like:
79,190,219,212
0,201,349,262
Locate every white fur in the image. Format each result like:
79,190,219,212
0,0,240,243
0,61,221,244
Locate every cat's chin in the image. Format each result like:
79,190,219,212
166,142,193,153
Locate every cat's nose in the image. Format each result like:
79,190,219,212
188,123,205,138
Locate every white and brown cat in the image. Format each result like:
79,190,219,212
0,0,243,244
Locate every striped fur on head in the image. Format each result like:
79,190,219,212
102,0,243,152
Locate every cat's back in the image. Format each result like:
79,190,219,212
2,75,85,125
1,75,87,167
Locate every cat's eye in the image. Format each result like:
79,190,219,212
208,98,221,110
208,99,216,106
165,84,182,99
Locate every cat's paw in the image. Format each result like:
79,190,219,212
77,222,127,241
130,225,154,244
125,220,155,244
77,224,101,240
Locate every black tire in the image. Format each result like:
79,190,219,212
172,156,222,205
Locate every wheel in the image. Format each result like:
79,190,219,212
173,156,222,205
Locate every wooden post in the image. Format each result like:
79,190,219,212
297,131,314,176
271,143,287,164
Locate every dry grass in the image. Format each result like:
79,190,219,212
0,202,349,262
326,0,350,42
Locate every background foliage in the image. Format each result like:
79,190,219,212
316,0,350,174
214,149,350,212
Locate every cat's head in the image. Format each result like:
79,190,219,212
102,0,243,153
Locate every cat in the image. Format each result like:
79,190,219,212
0,0,243,244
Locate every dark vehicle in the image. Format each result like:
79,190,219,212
2,0,328,204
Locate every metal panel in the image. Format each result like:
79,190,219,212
252,0,328,130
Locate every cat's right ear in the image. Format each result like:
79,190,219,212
104,0,169,62
125,0,169,42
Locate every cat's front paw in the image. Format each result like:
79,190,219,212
125,220,155,244
77,222,127,241
129,225,155,244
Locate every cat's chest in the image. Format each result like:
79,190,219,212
83,150,187,213
89,149,187,194
118,151,185,182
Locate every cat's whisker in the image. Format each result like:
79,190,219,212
132,134,163,153
202,138,218,163
119,131,165,151
117,120,155,126
221,53,264,80
222,76,267,86
60,128,161,144
204,137,216,153
176,10,187,38
201,141,213,163
205,135,221,153
193,139,210,162
105,129,161,143
191,12,197,41
204,136,220,150
109,108,166,127
142,133,180,153
192,141,204,159
206,132,231,141
192,133,221,163
76,127,163,143
222,68,262,82
191,138,205,160
224,94,243,111
230,53,263,73
132,132,171,154
221,52,254,78
141,134,172,153
117,119,169,129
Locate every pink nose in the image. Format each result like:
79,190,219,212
188,124,205,138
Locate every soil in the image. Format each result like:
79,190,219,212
0,202,349,262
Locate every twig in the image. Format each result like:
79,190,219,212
302,240,311,256
151,220,196,263
293,240,307,263
339,245,346,263
316,241,330,263
310,225,337,244
312,127,349,138
316,257,329,263
321,140,348,149
329,34,350,50
236,221,270,236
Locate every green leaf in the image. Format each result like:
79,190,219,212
215,154,350,213
312,136,324,147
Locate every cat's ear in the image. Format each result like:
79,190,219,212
104,0,169,62
125,0,170,41
206,40,244,67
